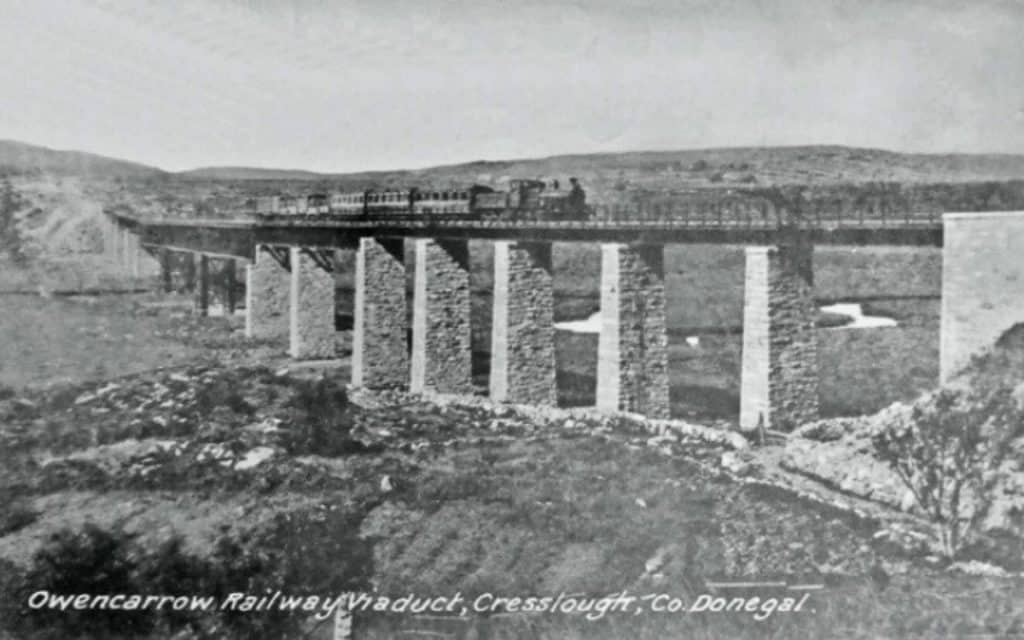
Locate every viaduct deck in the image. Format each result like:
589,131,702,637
116,213,944,260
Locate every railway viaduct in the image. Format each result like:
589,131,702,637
101,209,1004,432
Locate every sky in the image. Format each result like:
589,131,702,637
2,0,1023,172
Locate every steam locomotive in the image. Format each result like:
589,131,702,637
252,178,588,220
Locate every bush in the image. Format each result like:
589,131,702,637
872,387,1022,558
281,376,357,456
0,177,28,265
194,376,254,417
1,514,375,639
7,525,151,638
0,497,38,536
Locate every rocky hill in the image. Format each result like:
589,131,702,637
7,139,1024,266
0,140,163,179
7,138,1024,188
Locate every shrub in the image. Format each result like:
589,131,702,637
872,387,1022,558
194,376,254,417
280,376,357,456
1,515,375,639
0,177,28,265
0,496,38,536
8,525,152,638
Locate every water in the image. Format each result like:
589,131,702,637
820,302,898,329
553,303,898,336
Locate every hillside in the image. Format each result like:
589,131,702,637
177,145,1024,193
179,167,327,181
0,140,163,179
7,139,1024,268
6,139,1024,188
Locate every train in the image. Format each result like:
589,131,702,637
251,178,589,220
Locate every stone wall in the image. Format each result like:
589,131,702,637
739,244,818,432
353,238,408,389
289,247,337,360
941,212,1024,381
490,241,557,405
410,239,472,393
245,245,290,342
596,243,670,418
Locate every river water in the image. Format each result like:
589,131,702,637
554,302,898,339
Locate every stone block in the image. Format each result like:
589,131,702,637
739,243,818,432
490,241,557,405
160,249,173,293
941,212,1024,381
596,243,670,418
194,254,210,316
352,237,408,388
411,239,472,393
245,245,290,341
289,247,337,360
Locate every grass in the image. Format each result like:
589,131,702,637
0,244,1017,638
6,403,1020,639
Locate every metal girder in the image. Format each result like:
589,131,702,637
138,224,255,259
263,245,291,271
302,247,336,273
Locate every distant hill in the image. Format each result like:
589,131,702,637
0,140,164,179
7,139,1024,190
178,167,327,181
8,139,1024,259
167,145,1024,206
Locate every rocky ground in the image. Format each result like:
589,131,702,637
2,360,1023,638
0,281,1022,638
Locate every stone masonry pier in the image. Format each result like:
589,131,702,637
115,201,1005,434
410,239,472,393
245,245,290,341
739,244,818,432
941,211,1024,381
352,237,408,389
596,243,670,418
490,241,557,405
289,247,337,360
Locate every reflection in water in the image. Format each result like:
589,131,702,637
554,311,601,333
820,302,898,329
553,303,899,336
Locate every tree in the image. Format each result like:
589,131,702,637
872,387,1021,558
0,176,27,264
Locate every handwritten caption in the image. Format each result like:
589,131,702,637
28,584,818,622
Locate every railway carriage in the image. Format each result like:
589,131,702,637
265,177,588,220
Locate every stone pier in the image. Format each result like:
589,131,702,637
410,239,473,393
194,254,210,316
289,247,337,360
941,211,1024,381
221,259,238,314
596,243,670,418
245,245,290,341
128,232,141,278
739,243,818,432
103,217,117,257
352,238,408,389
113,226,126,268
160,249,173,293
490,241,557,405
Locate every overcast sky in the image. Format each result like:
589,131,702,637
2,0,1023,172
